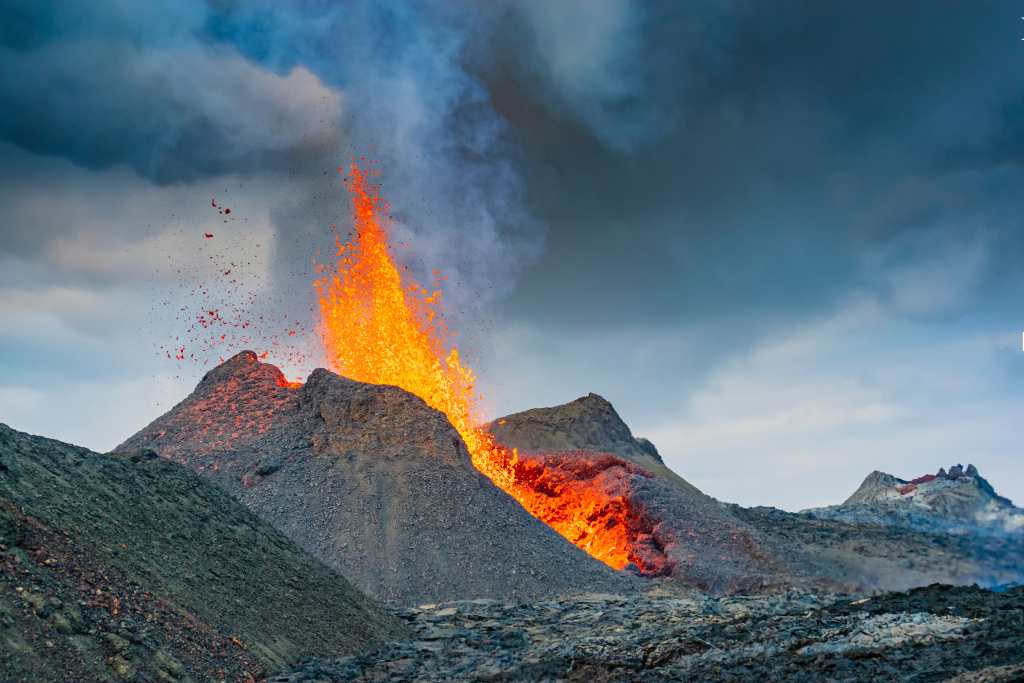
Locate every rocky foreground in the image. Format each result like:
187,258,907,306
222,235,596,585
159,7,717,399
277,584,1024,682
0,424,405,682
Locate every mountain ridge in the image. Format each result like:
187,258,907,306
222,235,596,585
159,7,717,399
807,463,1024,535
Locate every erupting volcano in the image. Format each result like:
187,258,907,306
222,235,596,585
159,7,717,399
314,163,652,572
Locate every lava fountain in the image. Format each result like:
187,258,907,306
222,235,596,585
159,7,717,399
315,163,651,571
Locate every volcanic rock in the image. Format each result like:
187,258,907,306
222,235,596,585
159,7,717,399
807,464,1024,535
0,423,405,682
119,351,635,606
274,584,1024,681
731,504,1024,592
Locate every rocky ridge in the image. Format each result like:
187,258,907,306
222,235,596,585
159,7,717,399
731,505,1024,592
0,424,405,682
493,394,1024,593
489,393,702,497
806,464,1024,535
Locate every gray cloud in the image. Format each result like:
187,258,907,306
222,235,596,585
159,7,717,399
0,2,342,184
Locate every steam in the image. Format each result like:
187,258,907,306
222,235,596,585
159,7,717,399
203,2,545,347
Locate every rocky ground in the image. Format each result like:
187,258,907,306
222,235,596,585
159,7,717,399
0,424,405,682
276,584,1024,682
120,356,1024,604
488,393,701,497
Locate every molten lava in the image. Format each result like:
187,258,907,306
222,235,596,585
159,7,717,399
315,163,652,571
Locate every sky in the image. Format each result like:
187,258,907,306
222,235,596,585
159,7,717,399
1,1,1022,511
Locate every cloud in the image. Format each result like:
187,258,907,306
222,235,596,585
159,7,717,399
502,0,737,150
641,278,1024,510
0,24,342,183
865,228,990,318
2,0,1023,515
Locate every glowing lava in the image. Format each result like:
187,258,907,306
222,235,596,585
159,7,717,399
315,163,643,571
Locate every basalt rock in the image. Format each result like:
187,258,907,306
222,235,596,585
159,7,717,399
0,424,405,683
119,351,635,606
491,396,1024,594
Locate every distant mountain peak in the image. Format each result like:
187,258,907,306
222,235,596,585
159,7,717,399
819,462,1023,535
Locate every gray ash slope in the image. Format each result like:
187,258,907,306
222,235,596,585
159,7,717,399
732,505,1024,592
119,351,635,607
805,464,1024,535
0,424,405,683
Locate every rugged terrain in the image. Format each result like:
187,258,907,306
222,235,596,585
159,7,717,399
276,584,1024,681
806,464,1024,535
6,365,1024,681
120,351,634,606
0,424,405,682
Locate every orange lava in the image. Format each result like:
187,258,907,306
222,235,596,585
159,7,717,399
315,163,639,570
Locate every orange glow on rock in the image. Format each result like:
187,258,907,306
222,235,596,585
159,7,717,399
315,162,651,571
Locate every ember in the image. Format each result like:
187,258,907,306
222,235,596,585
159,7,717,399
315,163,656,571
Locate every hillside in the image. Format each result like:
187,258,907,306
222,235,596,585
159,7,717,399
0,424,406,682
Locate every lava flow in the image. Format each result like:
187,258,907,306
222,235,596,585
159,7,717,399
315,163,654,571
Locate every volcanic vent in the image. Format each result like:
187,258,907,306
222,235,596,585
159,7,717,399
310,163,675,573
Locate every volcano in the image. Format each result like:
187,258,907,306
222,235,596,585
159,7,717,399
119,351,636,605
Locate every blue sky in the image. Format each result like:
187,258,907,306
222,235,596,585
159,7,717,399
1,1,1022,510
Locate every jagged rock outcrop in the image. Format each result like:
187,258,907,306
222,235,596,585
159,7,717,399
119,352,635,606
0,424,405,682
809,464,1024,535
